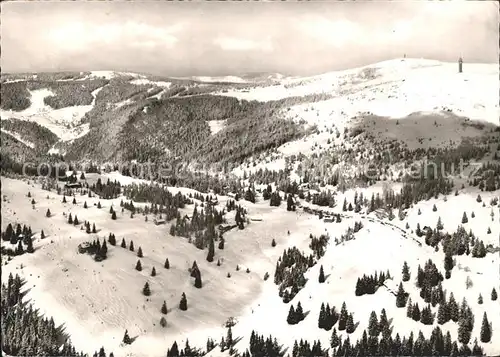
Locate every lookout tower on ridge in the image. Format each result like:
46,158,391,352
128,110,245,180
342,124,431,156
458,57,463,73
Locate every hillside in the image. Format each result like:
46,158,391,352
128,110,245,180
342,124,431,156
1,58,499,357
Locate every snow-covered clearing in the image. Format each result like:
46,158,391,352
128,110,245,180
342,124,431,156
0,86,102,142
130,78,172,88
207,120,227,135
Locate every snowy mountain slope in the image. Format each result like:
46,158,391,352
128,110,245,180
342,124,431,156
227,59,498,179
1,58,499,357
2,58,497,167
1,171,499,357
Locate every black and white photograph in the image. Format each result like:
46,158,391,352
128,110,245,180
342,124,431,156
1,1,499,356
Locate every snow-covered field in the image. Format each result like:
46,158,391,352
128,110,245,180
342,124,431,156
1,171,499,356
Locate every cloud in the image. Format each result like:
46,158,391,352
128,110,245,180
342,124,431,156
47,21,184,51
213,36,273,52
297,18,363,47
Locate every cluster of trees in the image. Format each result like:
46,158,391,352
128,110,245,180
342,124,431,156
79,238,108,261
0,81,32,111
317,302,356,335
91,178,122,199
1,222,35,256
308,190,336,207
419,223,489,262
318,303,339,330
274,246,315,302
286,302,305,325
1,273,98,356
27,78,108,109
471,162,500,192
170,204,225,252
1,118,59,154
333,226,357,246
309,234,329,259
161,169,242,196
122,183,191,221
244,330,284,357
165,339,204,357
95,77,151,104
355,270,392,296
406,301,435,325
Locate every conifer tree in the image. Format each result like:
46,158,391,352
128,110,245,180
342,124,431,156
437,301,449,325
480,312,491,343
458,316,471,344
151,267,156,277
396,282,407,307
368,311,379,337
206,237,215,262
436,216,443,230
62,195,67,203
160,316,167,328
478,293,483,304
492,287,498,301
330,328,340,348
346,313,355,334
123,330,131,344
190,261,199,277
142,282,151,296
111,211,117,220
462,212,468,224
318,303,327,329
72,197,77,205
46,209,51,217
448,293,459,322
338,302,348,330
318,265,326,283
129,240,134,251
137,247,143,258
179,292,188,311
164,258,170,269
420,305,434,325
26,237,34,253
194,270,202,288
412,303,421,321
121,238,126,248
161,301,168,314
295,302,304,322
41,230,45,239
271,238,276,247
402,261,410,282
84,201,88,209
68,213,73,224
97,201,101,209
92,223,96,233
226,326,233,347
406,298,413,318
287,305,296,325
135,260,142,271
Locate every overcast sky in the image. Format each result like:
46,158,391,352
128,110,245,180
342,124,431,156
2,1,498,77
